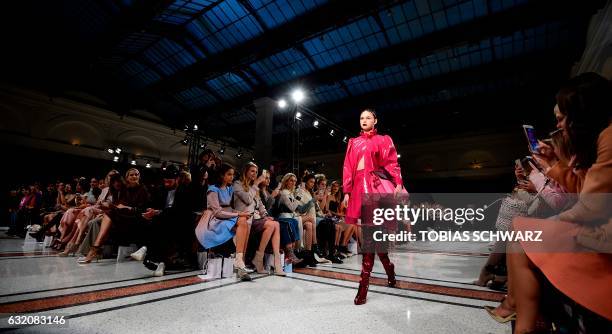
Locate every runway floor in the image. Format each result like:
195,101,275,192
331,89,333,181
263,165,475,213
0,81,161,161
0,235,511,333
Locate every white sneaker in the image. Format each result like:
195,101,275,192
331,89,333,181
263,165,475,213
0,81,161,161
154,262,165,277
130,246,147,261
314,253,331,264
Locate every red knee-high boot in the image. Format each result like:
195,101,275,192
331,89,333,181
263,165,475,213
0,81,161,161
354,253,375,305
378,253,396,287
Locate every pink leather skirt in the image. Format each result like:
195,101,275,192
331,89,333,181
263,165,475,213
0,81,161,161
346,169,408,226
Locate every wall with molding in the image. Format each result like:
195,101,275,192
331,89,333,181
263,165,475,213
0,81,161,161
0,86,242,168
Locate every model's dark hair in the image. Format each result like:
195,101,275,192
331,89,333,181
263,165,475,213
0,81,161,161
556,72,612,168
78,178,91,193
361,108,377,119
302,173,316,195
302,173,316,183
108,174,125,202
214,163,235,186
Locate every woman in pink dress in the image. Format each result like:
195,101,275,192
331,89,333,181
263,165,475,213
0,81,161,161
342,109,406,305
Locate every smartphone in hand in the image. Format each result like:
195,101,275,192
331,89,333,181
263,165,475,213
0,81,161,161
523,125,539,153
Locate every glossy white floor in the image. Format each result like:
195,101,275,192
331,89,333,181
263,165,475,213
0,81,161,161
0,234,511,334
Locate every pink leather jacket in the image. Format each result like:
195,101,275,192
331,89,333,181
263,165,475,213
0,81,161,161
342,129,403,195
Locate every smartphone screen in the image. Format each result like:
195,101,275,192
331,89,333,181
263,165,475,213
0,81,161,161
523,125,538,153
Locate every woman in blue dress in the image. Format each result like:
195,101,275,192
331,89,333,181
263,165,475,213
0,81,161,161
200,163,252,280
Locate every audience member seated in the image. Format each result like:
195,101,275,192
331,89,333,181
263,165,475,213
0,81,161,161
475,146,573,290
57,179,94,255
234,162,285,276
8,186,38,238
124,165,197,276
78,168,150,264
76,172,122,259
276,173,312,266
294,174,322,267
488,72,612,332
327,180,357,259
196,163,253,281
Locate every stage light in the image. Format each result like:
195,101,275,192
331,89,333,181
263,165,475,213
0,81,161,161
181,138,188,145
313,120,319,128
397,154,401,159
329,129,335,136
291,89,304,103
218,147,225,154
277,99,287,109
343,136,348,143
295,112,302,120
145,162,151,168
250,156,255,162
193,124,198,131
236,151,243,159
113,156,119,162
107,148,114,154
131,160,136,165
115,148,121,154
200,142,207,149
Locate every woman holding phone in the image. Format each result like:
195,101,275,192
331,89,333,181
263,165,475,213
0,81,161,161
342,108,407,305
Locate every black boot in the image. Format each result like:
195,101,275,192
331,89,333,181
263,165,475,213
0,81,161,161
326,246,343,264
28,231,45,242
305,250,318,267
143,259,158,271
293,249,307,268
312,244,323,258
337,245,349,259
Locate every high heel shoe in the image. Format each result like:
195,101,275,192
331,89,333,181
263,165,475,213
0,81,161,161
253,251,268,274
235,266,252,281
77,246,102,264
284,249,303,265
58,242,79,257
272,253,286,276
484,296,516,323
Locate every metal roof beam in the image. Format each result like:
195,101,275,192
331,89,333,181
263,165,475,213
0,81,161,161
183,0,600,121
147,0,396,94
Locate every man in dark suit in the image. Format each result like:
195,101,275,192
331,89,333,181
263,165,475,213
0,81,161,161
131,164,196,276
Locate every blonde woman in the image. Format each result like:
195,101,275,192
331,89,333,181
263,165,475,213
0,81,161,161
276,173,307,265
233,162,285,276
294,173,322,266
